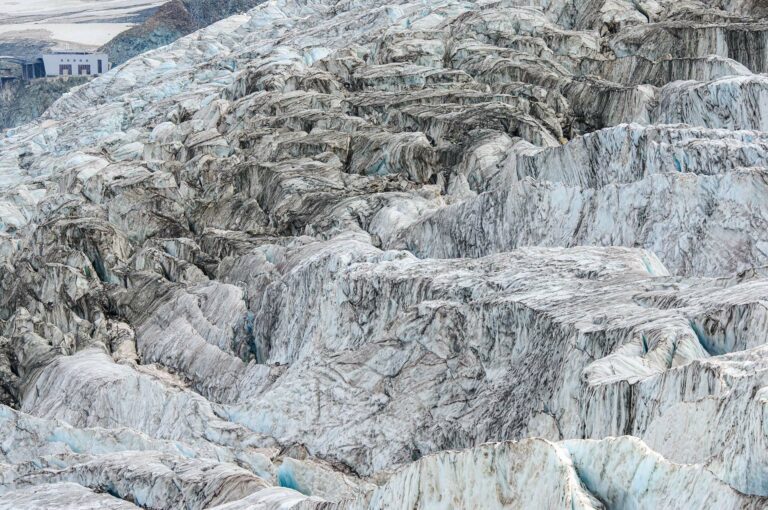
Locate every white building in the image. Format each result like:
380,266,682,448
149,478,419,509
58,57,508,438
41,52,109,77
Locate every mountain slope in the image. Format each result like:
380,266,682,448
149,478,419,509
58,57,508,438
100,0,267,66
0,76,89,131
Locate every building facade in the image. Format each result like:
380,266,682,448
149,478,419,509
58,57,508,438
41,53,109,77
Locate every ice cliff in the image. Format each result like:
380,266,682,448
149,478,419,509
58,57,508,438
1,0,768,508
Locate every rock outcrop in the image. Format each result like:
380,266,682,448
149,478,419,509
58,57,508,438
0,77,89,131
1,0,768,508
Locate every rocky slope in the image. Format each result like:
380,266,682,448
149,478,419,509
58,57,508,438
100,0,268,66
0,77,89,131
1,0,768,508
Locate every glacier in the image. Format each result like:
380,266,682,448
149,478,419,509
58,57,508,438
1,0,768,508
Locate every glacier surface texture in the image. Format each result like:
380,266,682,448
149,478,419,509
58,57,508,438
1,0,768,508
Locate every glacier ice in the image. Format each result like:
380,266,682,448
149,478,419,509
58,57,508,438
0,0,768,507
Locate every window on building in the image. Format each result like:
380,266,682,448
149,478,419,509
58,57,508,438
59,64,72,75
78,64,91,75
97,60,103,74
